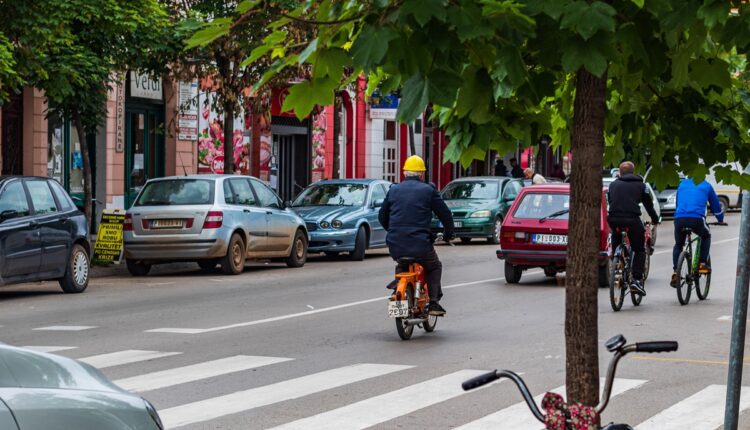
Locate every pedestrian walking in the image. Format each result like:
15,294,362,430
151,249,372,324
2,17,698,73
494,157,508,176
510,158,523,178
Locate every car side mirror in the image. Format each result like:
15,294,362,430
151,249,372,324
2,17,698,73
373,199,385,208
0,209,18,222
503,197,515,203
284,200,292,209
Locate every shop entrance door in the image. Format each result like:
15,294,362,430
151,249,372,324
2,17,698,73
274,134,310,202
125,106,164,207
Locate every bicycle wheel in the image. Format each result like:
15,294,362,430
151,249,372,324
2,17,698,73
696,256,711,300
643,251,651,281
609,255,626,311
676,251,692,305
395,284,415,340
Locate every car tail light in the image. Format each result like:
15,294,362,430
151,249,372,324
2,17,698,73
202,211,223,229
502,231,528,243
123,214,133,231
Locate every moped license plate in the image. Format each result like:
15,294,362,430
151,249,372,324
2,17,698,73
388,300,410,318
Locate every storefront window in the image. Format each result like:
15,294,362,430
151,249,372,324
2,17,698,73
69,125,84,195
47,115,85,197
47,115,65,185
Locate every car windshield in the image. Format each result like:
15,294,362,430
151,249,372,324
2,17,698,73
513,193,570,220
442,181,499,200
292,184,368,207
135,179,214,206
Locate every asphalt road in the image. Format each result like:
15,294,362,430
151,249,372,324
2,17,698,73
0,214,748,429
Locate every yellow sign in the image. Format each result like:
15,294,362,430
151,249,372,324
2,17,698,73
93,209,126,265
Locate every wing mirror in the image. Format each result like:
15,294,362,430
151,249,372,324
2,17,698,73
283,200,292,209
372,199,385,208
0,209,18,222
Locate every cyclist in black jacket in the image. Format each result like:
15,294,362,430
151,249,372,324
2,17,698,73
607,161,660,296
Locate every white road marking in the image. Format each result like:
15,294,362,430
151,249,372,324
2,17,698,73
455,378,646,430
718,315,732,321
146,272,542,335
22,346,78,353
159,363,413,429
79,350,181,369
33,325,96,331
114,355,292,392
636,384,750,429
268,369,499,430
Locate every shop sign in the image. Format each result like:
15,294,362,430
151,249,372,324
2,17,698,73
370,91,399,120
178,81,199,141
130,71,163,100
93,209,126,265
115,78,125,152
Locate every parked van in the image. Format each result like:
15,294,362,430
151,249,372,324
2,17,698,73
706,162,743,213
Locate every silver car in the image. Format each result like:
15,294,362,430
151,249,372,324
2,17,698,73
0,344,163,430
123,175,308,276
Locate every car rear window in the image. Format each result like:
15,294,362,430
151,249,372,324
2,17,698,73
513,192,570,219
442,181,499,199
135,179,214,206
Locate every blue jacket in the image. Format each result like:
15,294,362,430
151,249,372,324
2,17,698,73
674,178,724,222
378,176,454,258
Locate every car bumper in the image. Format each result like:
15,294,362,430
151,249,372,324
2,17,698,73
124,229,229,261
307,228,358,252
432,218,494,237
496,249,609,266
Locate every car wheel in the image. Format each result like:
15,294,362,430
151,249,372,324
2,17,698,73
286,229,308,268
460,237,472,244
221,233,245,275
504,262,522,284
349,226,367,261
544,267,557,278
197,259,218,270
126,259,151,277
59,244,90,293
487,217,502,244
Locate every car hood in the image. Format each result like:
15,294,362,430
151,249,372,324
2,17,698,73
444,199,496,211
657,189,677,198
291,205,365,222
0,344,125,394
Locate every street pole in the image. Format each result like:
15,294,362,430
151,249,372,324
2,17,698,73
725,174,750,430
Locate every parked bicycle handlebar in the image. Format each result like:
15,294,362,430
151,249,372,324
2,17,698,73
461,370,500,390
462,369,545,423
635,341,678,353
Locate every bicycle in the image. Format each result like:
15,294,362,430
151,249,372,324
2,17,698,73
387,233,452,340
609,223,653,311
462,334,678,430
674,221,726,305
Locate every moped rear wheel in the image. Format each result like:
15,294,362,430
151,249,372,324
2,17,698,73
396,284,415,340
609,256,626,312
676,251,692,305
423,312,437,332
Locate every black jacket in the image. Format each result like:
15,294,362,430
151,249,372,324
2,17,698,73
378,176,454,258
511,165,524,178
494,162,508,176
607,173,659,222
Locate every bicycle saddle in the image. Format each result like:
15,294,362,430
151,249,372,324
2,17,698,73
680,227,693,233
397,257,417,264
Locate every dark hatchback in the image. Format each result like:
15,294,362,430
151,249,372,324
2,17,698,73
0,177,90,293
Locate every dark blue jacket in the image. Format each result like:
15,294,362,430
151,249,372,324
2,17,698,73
378,176,454,258
675,178,724,222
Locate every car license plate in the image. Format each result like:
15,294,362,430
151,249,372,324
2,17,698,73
388,300,410,318
151,219,183,229
454,221,463,227
533,234,567,245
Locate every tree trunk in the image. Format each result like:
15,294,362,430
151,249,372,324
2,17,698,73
223,102,234,174
408,123,416,156
565,68,607,406
72,111,93,231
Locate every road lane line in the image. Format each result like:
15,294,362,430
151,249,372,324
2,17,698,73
631,356,750,366
636,384,750,429
268,369,500,430
79,350,182,369
33,325,96,331
146,271,543,335
159,363,413,429
455,378,646,430
114,355,292,392
22,346,78,353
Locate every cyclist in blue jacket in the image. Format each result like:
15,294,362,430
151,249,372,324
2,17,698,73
671,177,725,286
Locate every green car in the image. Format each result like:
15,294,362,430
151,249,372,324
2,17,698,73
432,176,524,244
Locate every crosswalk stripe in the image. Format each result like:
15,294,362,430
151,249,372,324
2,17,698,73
114,355,293,393
268,369,498,430
455,378,646,430
33,325,96,331
22,346,78,353
636,384,750,430
159,363,413,429
78,350,181,369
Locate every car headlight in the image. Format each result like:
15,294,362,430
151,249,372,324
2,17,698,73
331,220,343,229
470,210,492,218
667,194,676,203
319,221,330,229
143,398,164,430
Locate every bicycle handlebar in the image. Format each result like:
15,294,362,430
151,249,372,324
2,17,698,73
461,370,500,391
635,341,678,353
435,232,456,246
463,370,545,423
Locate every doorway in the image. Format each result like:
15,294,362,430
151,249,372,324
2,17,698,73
1,93,23,175
125,106,164,207
274,133,310,202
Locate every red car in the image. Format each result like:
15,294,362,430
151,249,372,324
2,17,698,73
496,184,610,286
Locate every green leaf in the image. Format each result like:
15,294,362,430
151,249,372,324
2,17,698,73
313,48,351,79
669,47,691,88
264,30,287,45
560,0,616,40
241,44,272,67
523,0,570,19
282,79,338,120
561,37,608,77
185,19,231,49
631,0,644,8
697,0,730,27
426,69,461,107
350,26,398,69
237,0,261,14
397,73,429,123
690,58,731,89
298,38,319,64
401,0,447,26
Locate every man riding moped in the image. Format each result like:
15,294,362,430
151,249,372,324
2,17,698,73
379,155,455,316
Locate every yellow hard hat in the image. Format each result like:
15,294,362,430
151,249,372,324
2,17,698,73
403,155,426,172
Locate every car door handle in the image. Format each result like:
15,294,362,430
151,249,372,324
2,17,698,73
243,209,252,213
59,216,69,223
266,211,273,215
28,221,39,228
